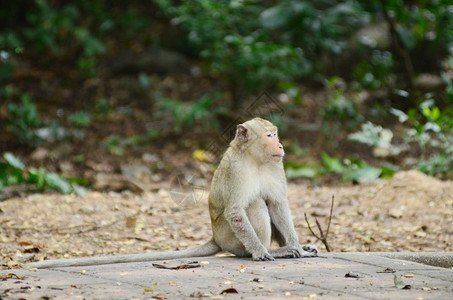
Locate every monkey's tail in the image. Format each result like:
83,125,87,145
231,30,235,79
26,239,221,269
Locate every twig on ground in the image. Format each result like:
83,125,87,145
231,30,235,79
304,195,335,252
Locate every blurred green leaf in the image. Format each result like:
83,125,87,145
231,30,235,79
72,183,87,196
68,111,91,127
260,3,293,29
45,173,73,194
380,164,399,178
349,166,382,182
3,152,25,171
390,108,408,123
321,153,344,173
286,167,317,179
28,167,47,189
0,164,7,188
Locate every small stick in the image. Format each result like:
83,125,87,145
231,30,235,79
304,195,335,252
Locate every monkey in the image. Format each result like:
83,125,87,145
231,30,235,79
28,117,317,269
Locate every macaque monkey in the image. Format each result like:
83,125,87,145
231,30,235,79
28,118,317,269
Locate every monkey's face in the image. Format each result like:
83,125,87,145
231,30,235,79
264,130,284,162
235,118,284,164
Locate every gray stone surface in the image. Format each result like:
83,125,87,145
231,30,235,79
377,252,453,268
1,252,452,299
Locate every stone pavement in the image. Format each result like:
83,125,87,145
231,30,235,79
1,252,452,299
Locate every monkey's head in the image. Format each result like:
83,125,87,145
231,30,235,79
234,118,284,164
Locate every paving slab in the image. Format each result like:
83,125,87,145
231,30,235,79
1,252,452,299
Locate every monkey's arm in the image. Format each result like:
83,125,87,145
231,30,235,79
224,207,274,261
268,201,317,258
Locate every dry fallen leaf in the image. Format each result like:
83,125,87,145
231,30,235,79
220,288,238,295
345,272,363,278
394,275,411,290
143,283,158,292
152,261,200,270
422,287,439,291
377,268,396,273
0,273,24,280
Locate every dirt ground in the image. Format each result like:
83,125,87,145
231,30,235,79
1,170,452,269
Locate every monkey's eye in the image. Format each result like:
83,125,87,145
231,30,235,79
266,131,277,137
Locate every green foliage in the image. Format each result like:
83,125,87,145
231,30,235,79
285,152,395,182
348,122,403,156
321,153,388,182
354,50,394,90
288,142,309,158
6,94,68,147
398,98,453,151
68,111,92,127
0,153,85,195
285,166,318,179
24,0,105,59
260,1,369,61
441,57,453,103
155,0,311,102
320,77,363,140
102,133,154,156
0,30,23,52
154,95,222,133
93,98,112,119
6,94,44,147
102,134,124,156
375,0,453,49
350,97,453,178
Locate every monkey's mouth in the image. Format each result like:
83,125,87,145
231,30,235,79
272,154,285,158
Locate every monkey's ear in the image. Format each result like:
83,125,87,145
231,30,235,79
236,124,249,143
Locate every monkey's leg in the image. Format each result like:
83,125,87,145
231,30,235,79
224,207,274,261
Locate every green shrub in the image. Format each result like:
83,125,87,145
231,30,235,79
154,95,222,133
6,94,44,147
155,0,312,108
0,152,85,195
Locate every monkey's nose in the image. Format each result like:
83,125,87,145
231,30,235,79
278,143,283,149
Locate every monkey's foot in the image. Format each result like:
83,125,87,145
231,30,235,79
275,245,318,258
270,246,302,258
252,251,275,261
302,244,318,256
